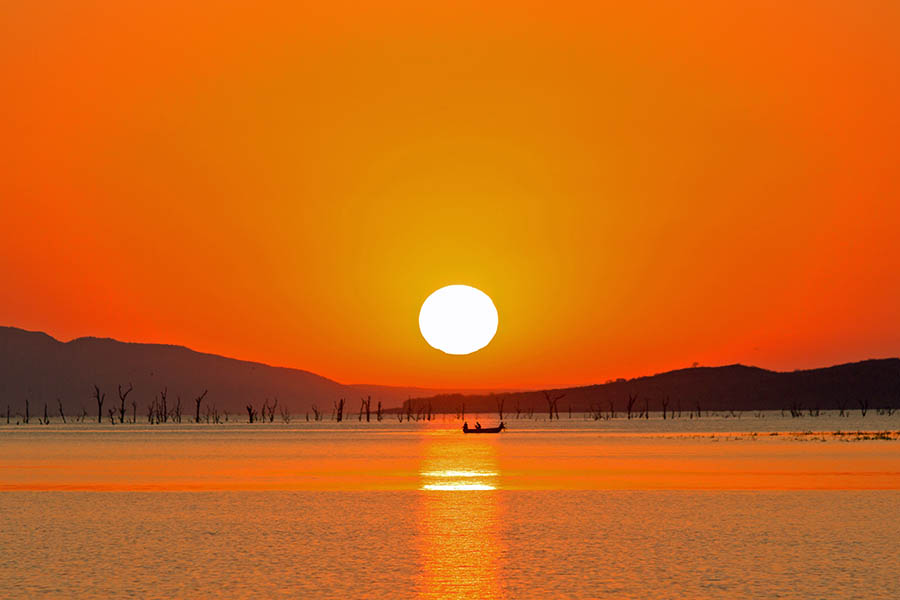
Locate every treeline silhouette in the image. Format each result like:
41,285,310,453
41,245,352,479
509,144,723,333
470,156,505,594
3,326,898,426
0,326,503,416
403,360,900,419
4,381,398,425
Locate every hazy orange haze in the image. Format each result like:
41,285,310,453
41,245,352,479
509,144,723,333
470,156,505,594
2,1,899,388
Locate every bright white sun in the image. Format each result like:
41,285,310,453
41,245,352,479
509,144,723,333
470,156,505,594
419,285,498,355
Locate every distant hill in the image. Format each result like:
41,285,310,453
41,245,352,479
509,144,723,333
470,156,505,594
405,361,900,416
0,327,509,417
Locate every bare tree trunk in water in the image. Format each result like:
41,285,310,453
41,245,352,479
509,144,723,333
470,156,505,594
93,386,105,424
159,388,168,423
543,391,565,420
626,394,637,419
117,383,133,424
194,390,208,423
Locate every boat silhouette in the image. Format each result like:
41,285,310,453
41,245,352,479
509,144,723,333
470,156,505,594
462,422,505,434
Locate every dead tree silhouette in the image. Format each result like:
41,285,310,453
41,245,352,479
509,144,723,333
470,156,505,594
626,394,638,419
117,384,133,424
194,390,208,423
57,398,66,423
543,391,565,420
93,385,105,424
837,399,848,417
335,398,345,422
158,388,168,423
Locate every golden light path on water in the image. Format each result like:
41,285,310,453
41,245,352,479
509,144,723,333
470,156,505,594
417,431,504,598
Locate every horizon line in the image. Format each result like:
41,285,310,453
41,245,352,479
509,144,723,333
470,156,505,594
2,324,897,393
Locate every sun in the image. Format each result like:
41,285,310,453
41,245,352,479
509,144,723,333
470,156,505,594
419,285,499,355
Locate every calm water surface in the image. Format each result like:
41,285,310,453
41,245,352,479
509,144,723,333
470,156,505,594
2,414,899,598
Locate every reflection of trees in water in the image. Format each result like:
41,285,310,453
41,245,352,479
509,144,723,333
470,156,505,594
417,434,505,599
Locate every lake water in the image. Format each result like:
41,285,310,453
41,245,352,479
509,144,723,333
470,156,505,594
1,413,899,598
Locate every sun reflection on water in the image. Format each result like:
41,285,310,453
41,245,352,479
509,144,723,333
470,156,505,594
417,431,504,598
420,469,497,491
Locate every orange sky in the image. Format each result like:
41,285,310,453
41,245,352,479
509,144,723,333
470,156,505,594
2,1,899,388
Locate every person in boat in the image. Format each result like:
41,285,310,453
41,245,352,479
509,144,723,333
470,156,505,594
475,421,482,430
462,421,469,432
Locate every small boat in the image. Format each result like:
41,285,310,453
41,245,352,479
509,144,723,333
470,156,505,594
462,422,505,434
